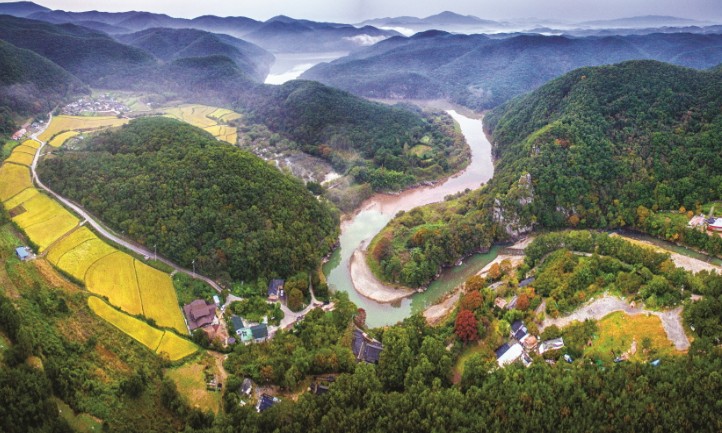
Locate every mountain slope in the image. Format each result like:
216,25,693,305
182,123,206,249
302,32,722,110
0,39,86,120
116,28,274,80
0,15,155,84
0,0,49,17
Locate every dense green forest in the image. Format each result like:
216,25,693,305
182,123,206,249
370,60,722,287
38,117,339,283
303,32,722,110
243,81,469,190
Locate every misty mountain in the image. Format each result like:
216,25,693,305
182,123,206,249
116,28,274,81
361,11,502,30
0,15,155,84
302,31,722,110
580,15,706,28
0,0,48,17
0,39,86,117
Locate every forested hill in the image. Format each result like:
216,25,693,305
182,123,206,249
301,32,722,110
38,117,339,283
115,28,274,81
368,60,722,288
0,40,86,132
486,60,722,230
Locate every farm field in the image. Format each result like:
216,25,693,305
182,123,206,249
19,139,41,150
87,297,197,361
49,131,80,148
0,163,33,201
585,311,682,361
155,332,199,361
10,192,79,252
3,187,38,211
38,115,128,142
47,226,116,281
88,296,164,350
166,358,222,413
162,104,240,144
85,251,143,316
10,144,37,155
5,150,34,166
135,260,187,333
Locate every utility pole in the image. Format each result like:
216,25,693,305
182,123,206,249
192,259,196,277
153,243,157,261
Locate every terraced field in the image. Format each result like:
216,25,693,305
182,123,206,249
88,296,197,361
38,115,127,142
46,226,116,281
0,163,33,201
162,104,240,144
48,131,80,148
135,260,187,333
10,192,79,252
5,150,34,167
85,251,144,316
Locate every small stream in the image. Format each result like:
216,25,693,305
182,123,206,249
323,111,496,328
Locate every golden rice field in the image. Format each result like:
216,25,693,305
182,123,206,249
20,139,40,150
48,131,80,148
85,251,143,316
88,296,197,361
10,192,79,252
134,260,187,333
0,163,33,202
3,187,38,210
11,144,37,155
38,116,128,142
47,226,116,281
88,296,164,350
5,150,34,167
155,332,198,361
163,104,240,143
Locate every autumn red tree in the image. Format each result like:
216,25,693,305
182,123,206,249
486,263,502,281
461,291,483,311
455,310,479,344
465,274,485,291
516,293,530,311
354,308,367,328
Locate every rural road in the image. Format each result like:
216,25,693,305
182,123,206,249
29,115,223,293
541,295,690,351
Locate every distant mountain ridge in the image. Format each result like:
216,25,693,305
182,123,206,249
302,31,722,110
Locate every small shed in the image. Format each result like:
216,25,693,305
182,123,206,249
268,279,284,301
241,378,253,396
256,394,279,412
15,246,31,261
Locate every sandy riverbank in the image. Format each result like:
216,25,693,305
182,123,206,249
349,249,414,303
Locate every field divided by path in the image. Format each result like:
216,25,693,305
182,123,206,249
38,115,128,143
88,296,197,361
162,104,240,144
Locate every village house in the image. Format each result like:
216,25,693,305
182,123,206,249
250,324,268,343
240,378,253,396
267,279,284,302
11,128,26,140
256,394,279,412
495,342,524,367
183,299,216,331
538,337,565,355
494,297,508,309
15,246,31,261
352,329,383,363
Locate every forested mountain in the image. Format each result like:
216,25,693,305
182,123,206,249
0,0,48,17
302,32,722,110
116,28,274,81
0,40,86,128
38,117,339,283
360,11,505,33
0,15,155,84
369,60,722,288
240,80,468,189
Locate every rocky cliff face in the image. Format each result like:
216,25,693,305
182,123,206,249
492,173,535,239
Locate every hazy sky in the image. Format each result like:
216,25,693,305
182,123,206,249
32,0,722,23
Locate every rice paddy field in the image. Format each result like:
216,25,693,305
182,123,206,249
135,260,187,333
85,251,143,316
163,104,240,144
38,116,128,142
5,150,34,167
10,192,79,252
0,163,33,201
88,296,197,361
48,131,80,148
155,332,199,361
46,227,116,281
20,139,41,150
3,187,38,211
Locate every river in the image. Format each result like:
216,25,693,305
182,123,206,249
265,52,348,85
323,111,496,328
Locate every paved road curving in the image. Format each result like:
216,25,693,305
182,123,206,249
29,115,222,292
541,294,690,351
